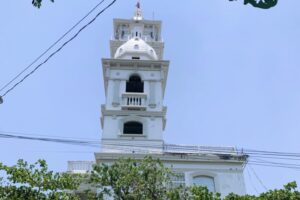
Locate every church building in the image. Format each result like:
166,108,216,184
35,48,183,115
68,3,248,197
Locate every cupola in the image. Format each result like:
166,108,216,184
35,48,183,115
114,37,158,60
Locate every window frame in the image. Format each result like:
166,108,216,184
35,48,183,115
123,121,143,135
126,74,144,93
192,175,216,192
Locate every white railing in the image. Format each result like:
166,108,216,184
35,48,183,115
67,161,95,173
163,144,238,155
100,142,239,156
122,93,147,110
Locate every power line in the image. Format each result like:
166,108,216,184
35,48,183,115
248,164,268,191
0,130,99,141
1,131,300,170
0,133,100,148
246,167,259,194
248,155,300,161
0,0,105,94
249,158,300,169
1,131,300,158
0,0,117,101
248,162,300,170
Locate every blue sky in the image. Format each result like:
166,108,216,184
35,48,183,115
1,0,300,195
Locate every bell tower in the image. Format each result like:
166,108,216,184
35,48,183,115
69,3,248,197
100,3,169,152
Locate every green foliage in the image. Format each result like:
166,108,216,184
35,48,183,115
190,186,221,200
224,182,300,200
167,185,221,200
32,0,54,8
89,156,172,200
0,159,81,200
259,181,300,200
1,157,299,200
167,185,190,200
244,0,278,9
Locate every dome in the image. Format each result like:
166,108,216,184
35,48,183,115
114,37,158,60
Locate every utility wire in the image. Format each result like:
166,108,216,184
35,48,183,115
246,167,259,194
1,132,300,170
0,0,117,99
248,162,300,170
0,130,99,141
0,0,105,93
2,131,300,158
0,133,100,148
248,164,268,191
248,155,300,161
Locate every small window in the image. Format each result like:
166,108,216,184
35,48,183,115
193,176,215,192
123,121,143,134
132,56,140,60
126,75,144,93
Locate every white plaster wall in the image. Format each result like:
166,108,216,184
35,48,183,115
164,162,246,197
102,116,164,141
105,69,164,111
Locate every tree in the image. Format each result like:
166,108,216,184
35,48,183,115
244,0,278,9
0,159,81,200
167,185,222,200
89,156,173,200
32,0,54,8
1,158,299,200
224,182,300,200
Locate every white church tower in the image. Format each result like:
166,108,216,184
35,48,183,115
69,2,249,197
100,2,168,153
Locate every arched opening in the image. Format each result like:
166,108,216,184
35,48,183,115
123,121,143,134
193,176,216,192
126,75,144,93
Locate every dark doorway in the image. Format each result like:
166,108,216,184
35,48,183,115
126,75,144,93
123,121,143,134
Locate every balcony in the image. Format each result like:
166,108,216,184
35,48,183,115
121,93,147,111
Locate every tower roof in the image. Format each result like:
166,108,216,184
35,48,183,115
114,37,158,60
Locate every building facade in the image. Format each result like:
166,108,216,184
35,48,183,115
69,4,248,198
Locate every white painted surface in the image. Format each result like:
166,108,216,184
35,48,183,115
68,7,248,199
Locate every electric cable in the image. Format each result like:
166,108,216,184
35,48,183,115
248,162,300,170
0,130,99,141
248,164,268,191
0,0,117,101
1,131,300,170
246,167,259,194
0,0,105,94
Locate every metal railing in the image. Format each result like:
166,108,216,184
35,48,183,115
67,161,95,172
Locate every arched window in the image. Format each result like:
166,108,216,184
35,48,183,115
123,121,143,134
193,176,215,192
126,75,144,93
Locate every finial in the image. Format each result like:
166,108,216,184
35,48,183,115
133,0,143,21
